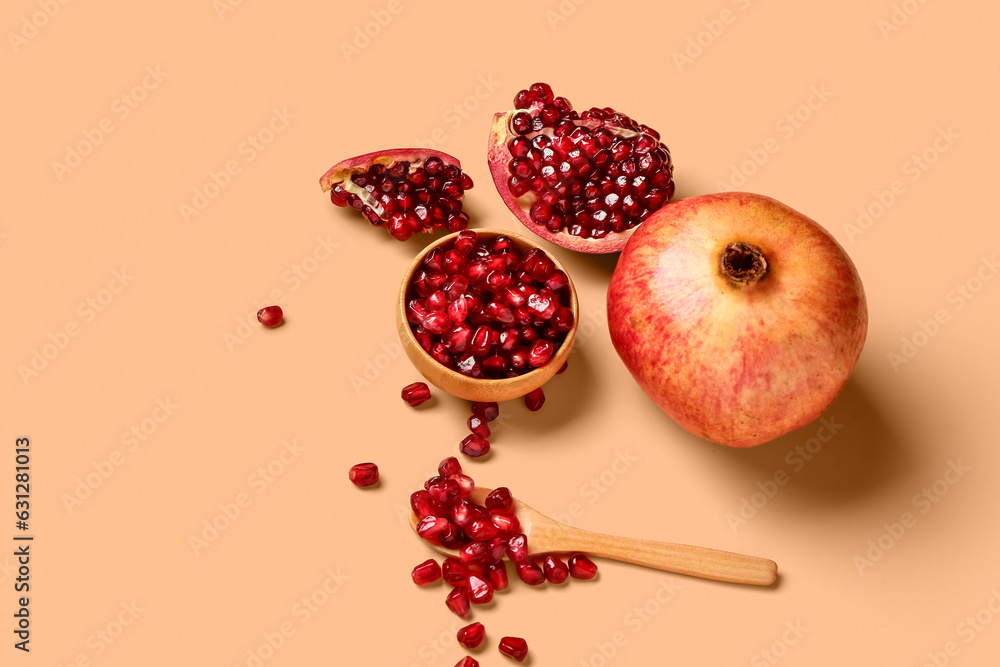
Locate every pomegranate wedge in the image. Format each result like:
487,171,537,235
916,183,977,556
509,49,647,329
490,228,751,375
320,148,473,241
487,82,675,253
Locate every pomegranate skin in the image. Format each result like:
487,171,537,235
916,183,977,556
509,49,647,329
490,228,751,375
607,192,867,447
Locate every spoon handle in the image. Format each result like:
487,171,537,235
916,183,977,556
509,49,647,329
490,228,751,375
538,525,777,586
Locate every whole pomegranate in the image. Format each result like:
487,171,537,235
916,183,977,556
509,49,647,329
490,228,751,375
607,192,867,447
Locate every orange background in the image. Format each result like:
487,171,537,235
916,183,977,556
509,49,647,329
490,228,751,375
4,1,1000,665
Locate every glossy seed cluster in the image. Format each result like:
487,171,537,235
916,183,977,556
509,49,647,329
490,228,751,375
406,230,574,379
505,82,675,240
329,156,474,241
411,458,598,615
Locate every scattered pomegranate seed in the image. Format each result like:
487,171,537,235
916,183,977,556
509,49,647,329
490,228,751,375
542,555,569,584
523,387,545,411
484,561,509,591
446,586,471,618
499,636,529,662
459,434,490,458
402,381,432,407
454,657,479,667
515,560,545,586
468,415,491,438
411,559,442,586
467,574,494,604
568,554,599,580
442,557,470,585
348,462,378,487
472,401,500,422
407,233,572,378
416,515,451,539
257,305,283,328
457,622,486,649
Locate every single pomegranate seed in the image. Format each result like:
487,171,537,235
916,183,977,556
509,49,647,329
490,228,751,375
402,381,432,407
528,340,555,367
450,473,475,497
506,533,529,564
484,561,509,591
485,487,513,511
499,636,529,662
442,557,469,585
454,657,479,667
410,490,437,519
468,415,491,438
257,305,283,328
467,518,499,541
446,586,471,618
467,574,494,604
451,499,476,527
515,560,545,586
438,456,462,477
568,553,599,580
348,462,378,487
427,478,462,506
411,559,442,586
542,555,569,584
439,524,464,549
471,401,500,421
490,510,520,536
487,535,507,562
460,541,491,566
523,387,545,411
460,434,490,458
416,515,450,539
457,622,486,649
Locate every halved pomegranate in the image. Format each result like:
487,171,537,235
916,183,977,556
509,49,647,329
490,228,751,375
487,83,675,253
320,149,473,241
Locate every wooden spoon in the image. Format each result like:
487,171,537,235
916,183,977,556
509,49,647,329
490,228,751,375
410,487,777,586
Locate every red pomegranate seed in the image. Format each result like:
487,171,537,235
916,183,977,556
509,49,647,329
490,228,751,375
460,434,490,458
427,478,461,506
528,340,554,367
468,415,491,438
568,554,599,580
450,473,475,497
439,524,464,549
487,535,507,562
348,462,378,487
442,557,469,585
471,401,500,421
523,387,545,411
467,518,499,542
542,555,569,584
438,456,462,477
446,586,471,618
451,499,476,527
411,559,442,586
416,515,450,539
484,561,509,591
485,487,513,511
506,533,529,564
256,305,283,328
499,636,529,662
410,490,436,518
460,541,491,566
457,622,486,649
557,360,568,374
402,382,432,407
515,560,545,586
467,574,494,604
490,510,520,536
454,658,479,667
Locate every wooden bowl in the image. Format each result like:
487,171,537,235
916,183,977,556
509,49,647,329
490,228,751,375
396,229,579,402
